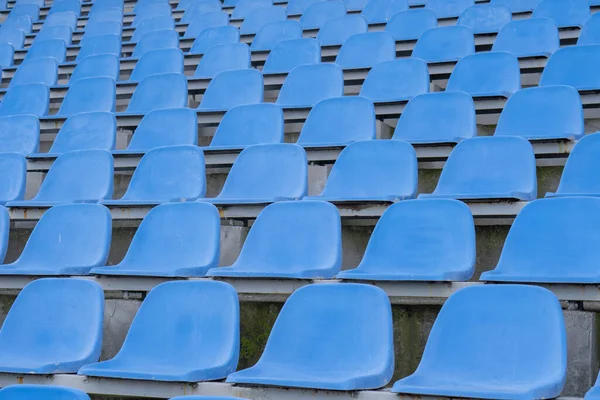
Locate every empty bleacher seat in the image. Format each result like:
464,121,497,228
250,20,301,50
335,31,395,69
190,25,240,54
299,0,345,29
180,0,222,23
0,114,39,154
240,6,285,34
43,11,77,30
262,38,320,73
446,51,520,97
194,43,250,78
199,143,307,204
79,281,238,380
393,92,476,144
102,146,205,206
427,0,474,18
131,16,175,42
532,0,589,28
305,140,417,202
80,20,123,42
91,203,219,277
132,2,172,27
48,0,81,16
578,12,600,44
539,45,600,89
225,283,393,389
0,45,13,69
491,0,542,12
129,48,184,82
1,16,33,35
8,4,40,22
0,386,89,400
339,199,475,280
88,7,123,22
198,69,263,111
76,34,122,61
286,0,324,15
585,376,600,400
131,29,179,58
184,11,229,39
385,9,437,41
0,278,104,370
0,83,49,117
7,150,113,207
70,54,120,82
297,96,375,146
35,26,72,46
0,28,25,50
123,73,188,114
317,14,368,46
392,285,566,398
276,63,343,107
492,18,560,57
207,104,283,149
178,0,219,10
24,38,66,62
362,0,407,23
359,58,429,102
232,0,271,19
412,26,475,63
0,153,26,205
458,3,512,34
113,108,198,154
9,57,58,88
420,137,537,201
56,77,116,115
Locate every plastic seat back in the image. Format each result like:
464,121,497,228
446,52,521,97
362,0,408,23
184,11,229,38
335,31,395,68
210,103,283,148
0,278,104,371
490,0,541,12
181,0,222,23
458,3,512,34
70,54,119,82
277,64,343,107
125,108,198,151
0,115,39,154
81,20,122,42
0,44,13,69
132,2,172,27
391,285,566,399
225,283,393,389
132,29,179,58
10,57,57,88
263,38,320,73
426,136,537,201
43,10,77,30
129,48,184,82
298,97,375,146
539,45,600,89
532,0,589,28
317,14,367,46
232,0,271,19
127,73,188,113
0,28,25,50
240,6,285,34
2,16,33,35
199,69,263,110
24,38,66,62
34,25,73,46
548,134,600,196
427,0,473,18
58,77,116,115
8,4,40,22
77,34,121,61
412,26,474,63
299,0,345,29
251,20,302,51
578,13,600,45
393,92,476,144
118,146,206,201
49,0,81,16
131,16,175,42
88,7,123,22
194,43,250,78
178,0,220,10
0,153,26,204
495,86,583,140
385,9,437,41
50,112,116,154
360,58,429,102
287,0,325,14
0,385,90,400
492,18,559,57
0,83,49,117
190,25,240,54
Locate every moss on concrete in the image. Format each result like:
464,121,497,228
238,302,282,370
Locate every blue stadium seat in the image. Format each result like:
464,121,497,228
0,44,13,69
0,278,104,369
344,0,367,11
132,2,172,27
88,7,123,22
56,77,116,115
0,153,26,206
190,25,240,54
79,281,238,381
495,86,584,140
0,385,90,400
178,0,218,10
482,197,600,283
335,31,395,69
0,83,49,117
546,134,600,197
8,4,40,22
251,20,301,50
427,0,473,18
0,28,24,50
133,0,165,13
339,199,475,281
225,283,393,389
129,48,184,81
412,26,475,63
194,43,250,78
0,115,39,154
76,34,122,61
91,0,123,12
586,376,600,400
286,0,324,15
393,92,475,144
359,58,429,102
131,16,175,42
70,54,120,82
578,12,600,44
263,38,320,73
24,38,66,62
48,0,81,17
362,0,407,23
240,6,285,34
131,29,179,58
305,140,417,202
231,0,271,19
532,0,589,28
1,16,33,35
539,45,600,89
199,144,307,204
392,285,566,398
34,25,73,46
113,108,198,154
30,112,116,157
102,146,205,206
317,14,368,46
198,69,263,111
124,73,188,113
491,0,541,12
181,0,222,20
276,63,343,108
7,150,113,208
492,18,559,57
184,11,229,38
299,0,345,29
385,9,437,41
91,204,219,277
80,20,122,42
458,3,512,33
9,57,58,88
43,11,77,30
297,97,375,147
419,137,537,201
446,51,521,97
